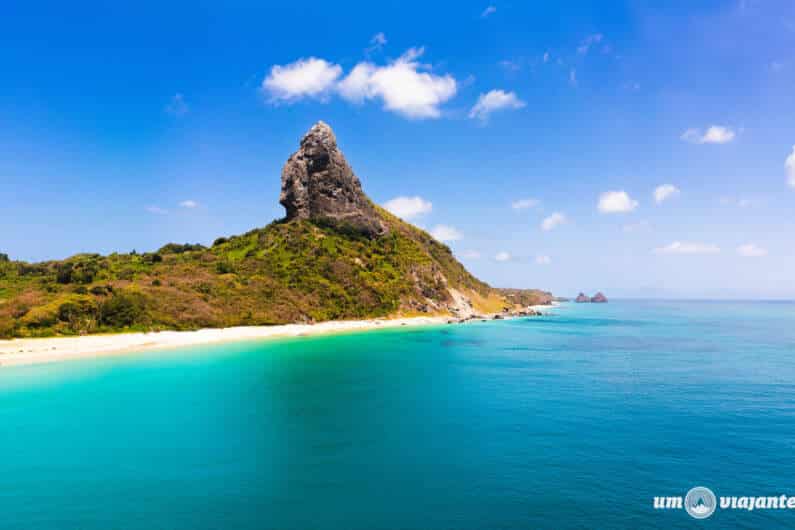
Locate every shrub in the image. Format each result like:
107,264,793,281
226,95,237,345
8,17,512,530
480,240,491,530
158,243,207,255
57,299,97,324
55,264,73,284
0,317,16,338
73,270,95,284
89,285,109,296
99,292,147,328
20,305,58,328
0,253,9,262
212,237,228,247
16,263,47,276
215,261,233,274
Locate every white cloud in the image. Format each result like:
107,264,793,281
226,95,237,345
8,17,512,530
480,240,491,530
577,33,603,55
543,51,550,63
165,93,189,116
569,69,577,87
681,126,736,144
535,255,551,265
786,145,795,188
336,63,376,103
737,244,768,257
481,5,497,18
653,184,680,204
654,242,720,255
383,196,432,219
702,126,736,143
366,32,387,54
541,212,566,231
146,206,168,215
337,48,457,119
598,191,639,213
179,200,198,208
460,250,481,259
511,198,540,210
494,251,511,262
468,90,525,122
430,224,463,242
263,57,342,102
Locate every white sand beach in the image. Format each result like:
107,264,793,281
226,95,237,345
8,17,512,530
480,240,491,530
0,304,558,368
0,316,452,368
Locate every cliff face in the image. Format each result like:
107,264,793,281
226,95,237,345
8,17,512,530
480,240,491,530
280,121,387,237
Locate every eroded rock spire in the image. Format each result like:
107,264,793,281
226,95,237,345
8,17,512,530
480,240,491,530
280,121,387,237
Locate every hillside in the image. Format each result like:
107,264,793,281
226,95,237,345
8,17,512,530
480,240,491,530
0,122,551,338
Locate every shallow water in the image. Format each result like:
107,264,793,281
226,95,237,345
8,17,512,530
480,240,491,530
2,300,795,529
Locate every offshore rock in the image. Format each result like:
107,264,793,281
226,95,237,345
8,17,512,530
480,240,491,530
575,292,590,303
280,121,387,237
591,292,608,303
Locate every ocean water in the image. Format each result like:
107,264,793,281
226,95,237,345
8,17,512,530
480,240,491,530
2,300,795,529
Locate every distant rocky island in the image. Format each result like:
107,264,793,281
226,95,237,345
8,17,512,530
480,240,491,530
575,292,608,303
0,121,552,338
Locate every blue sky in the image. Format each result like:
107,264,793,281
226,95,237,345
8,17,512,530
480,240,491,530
1,1,794,298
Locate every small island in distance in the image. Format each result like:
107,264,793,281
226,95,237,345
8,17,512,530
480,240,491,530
575,292,608,303
0,122,554,339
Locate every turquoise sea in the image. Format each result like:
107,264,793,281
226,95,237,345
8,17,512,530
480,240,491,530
2,300,795,529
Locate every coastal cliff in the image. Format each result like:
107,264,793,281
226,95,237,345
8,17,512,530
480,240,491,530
0,122,551,338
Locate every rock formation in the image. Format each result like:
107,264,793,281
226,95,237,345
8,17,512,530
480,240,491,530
0,120,559,338
591,292,608,303
575,292,590,303
280,121,387,237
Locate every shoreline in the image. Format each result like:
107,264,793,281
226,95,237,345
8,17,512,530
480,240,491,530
0,316,449,368
0,305,556,368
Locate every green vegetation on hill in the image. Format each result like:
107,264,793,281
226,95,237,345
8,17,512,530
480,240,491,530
1,211,544,339
1,120,553,340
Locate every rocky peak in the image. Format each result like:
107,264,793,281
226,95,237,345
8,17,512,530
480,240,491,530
280,121,387,237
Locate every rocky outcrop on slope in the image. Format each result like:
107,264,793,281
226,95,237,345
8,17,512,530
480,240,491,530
497,288,554,307
280,121,387,237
